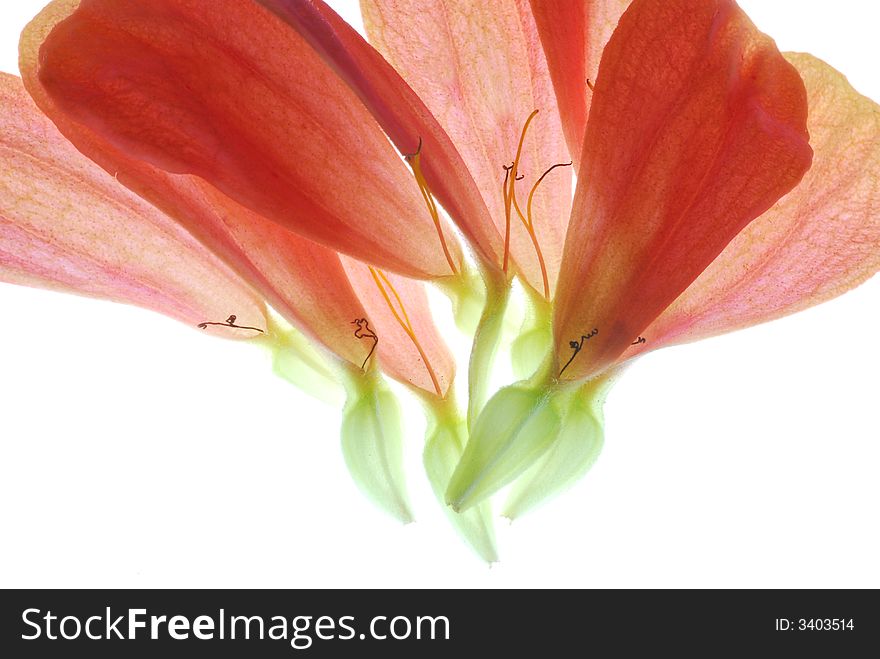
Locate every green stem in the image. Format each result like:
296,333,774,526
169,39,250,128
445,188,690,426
466,269,512,430
435,266,486,336
511,284,553,381
256,316,344,405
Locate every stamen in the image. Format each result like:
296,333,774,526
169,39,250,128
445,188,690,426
559,328,598,377
404,138,458,276
352,318,379,370
367,266,443,397
587,78,595,92
524,161,573,299
503,109,540,274
502,164,513,273
197,314,264,333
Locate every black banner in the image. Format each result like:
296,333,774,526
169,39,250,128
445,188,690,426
1,589,876,656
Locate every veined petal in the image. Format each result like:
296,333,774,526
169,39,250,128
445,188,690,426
256,0,500,275
528,0,630,169
202,192,377,370
360,0,571,295
183,186,453,398
342,258,455,398
26,0,459,280
631,54,880,352
553,0,812,382
20,0,397,372
0,72,267,338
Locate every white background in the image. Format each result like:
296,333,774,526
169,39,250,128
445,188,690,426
1,1,878,588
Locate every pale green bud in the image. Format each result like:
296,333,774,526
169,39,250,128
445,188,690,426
424,415,498,563
340,369,413,524
446,383,563,512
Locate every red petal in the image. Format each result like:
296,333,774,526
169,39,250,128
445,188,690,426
257,0,502,275
634,54,880,352
28,0,459,280
359,0,571,294
553,0,812,381
0,72,267,339
18,1,392,370
528,0,630,168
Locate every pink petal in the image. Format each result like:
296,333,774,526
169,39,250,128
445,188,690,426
26,0,460,280
342,258,455,398
528,0,631,168
0,72,267,339
360,0,571,295
553,0,812,381
199,189,379,369
633,53,880,352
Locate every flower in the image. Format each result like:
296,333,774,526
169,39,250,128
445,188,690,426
1,63,465,527
339,0,878,513
6,0,492,557
444,0,878,513
2,0,878,560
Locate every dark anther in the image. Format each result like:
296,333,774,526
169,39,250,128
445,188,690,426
502,163,525,181
559,328,599,377
535,161,573,187
631,336,646,345
198,314,264,333
352,318,379,370
404,136,423,160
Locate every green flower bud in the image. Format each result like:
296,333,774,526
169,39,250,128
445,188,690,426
446,383,563,512
340,369,413,523
424,415,498,563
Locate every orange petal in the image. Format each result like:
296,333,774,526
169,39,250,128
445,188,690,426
528,0,630,169
553,0,812,381
632,53,880,352
342,258,455,398
27,0,458,280
360,0,571,295
0,72,267,339
256,0,500,275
